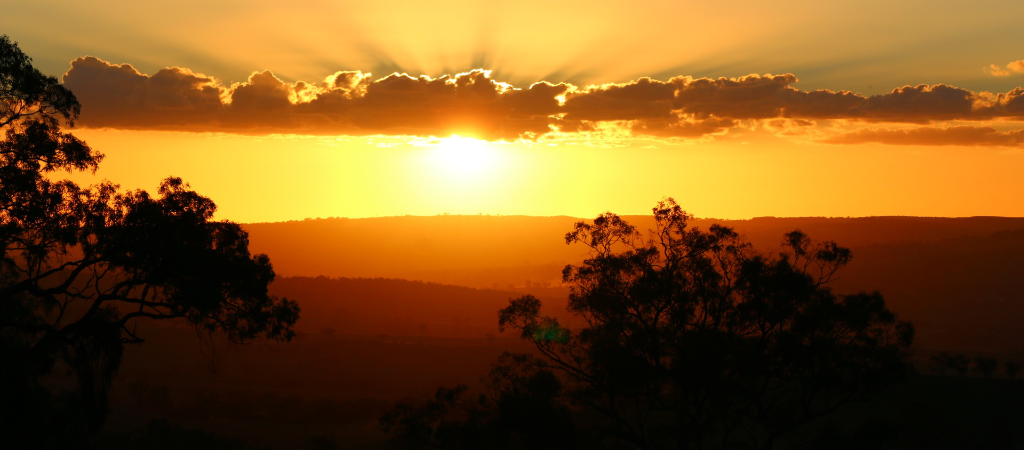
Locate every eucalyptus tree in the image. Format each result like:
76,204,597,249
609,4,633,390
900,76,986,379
387,199,914,450
0,35,299,447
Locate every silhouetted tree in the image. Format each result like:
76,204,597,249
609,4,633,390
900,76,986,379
972,356,998,378
950,354,971,376
385,200,914,450
928,352,951,375
1005,362,1020,379
381,352,593,450
929,352,972,377
494,200,914,450
0,35,299,447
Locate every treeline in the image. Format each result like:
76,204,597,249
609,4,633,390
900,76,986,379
926,352,1022,378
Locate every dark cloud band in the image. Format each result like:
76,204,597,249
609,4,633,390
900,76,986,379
61,57,1024,144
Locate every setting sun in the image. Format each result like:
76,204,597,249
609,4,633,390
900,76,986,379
430,135,498,178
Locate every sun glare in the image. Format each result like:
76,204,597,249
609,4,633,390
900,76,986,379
431,136,496,178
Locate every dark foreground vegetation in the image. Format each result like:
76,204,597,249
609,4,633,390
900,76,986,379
96,331,1024,449
0,35,298,447
382,201,915,450
3,35,1024,449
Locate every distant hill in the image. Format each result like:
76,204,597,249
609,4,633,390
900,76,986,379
268,276,571,338
247,215,1024,352
245,215,583,288
245,215,1024,286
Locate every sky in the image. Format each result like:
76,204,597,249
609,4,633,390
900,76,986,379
4,0,1024,222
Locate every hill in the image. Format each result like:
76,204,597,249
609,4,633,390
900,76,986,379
267,276,571,338
247,215,1024,352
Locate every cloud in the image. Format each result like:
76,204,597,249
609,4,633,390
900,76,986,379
629,116,737,138
824,126,1024,147
670,75,995,123
62,57,223,127
985,59,1024,77
62,57,1024,142
63,57,566,139
985,64,1011,77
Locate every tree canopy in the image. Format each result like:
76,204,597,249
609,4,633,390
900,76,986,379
0,35,299,447
386,199,914,450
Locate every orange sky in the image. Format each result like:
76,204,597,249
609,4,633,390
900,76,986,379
66,129,1024,223
6,0,1024,221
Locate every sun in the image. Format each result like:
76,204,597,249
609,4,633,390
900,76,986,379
430,135,496,178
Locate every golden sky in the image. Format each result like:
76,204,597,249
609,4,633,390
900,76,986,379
4,0,1024,221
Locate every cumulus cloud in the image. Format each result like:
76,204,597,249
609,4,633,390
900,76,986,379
986,59,1024,77
985,64,1011,77
61,57,1024,142
62,57,223,127
824,126,1024,147
63,58,566,139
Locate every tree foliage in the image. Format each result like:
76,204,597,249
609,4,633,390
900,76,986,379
0,35,299,447
495,200,914,449
929,352,971,377
495,201,913,450
387,200,914,450
971,356,998,378
505,200,916,449
381,352,592,450
1005,362,1021,380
